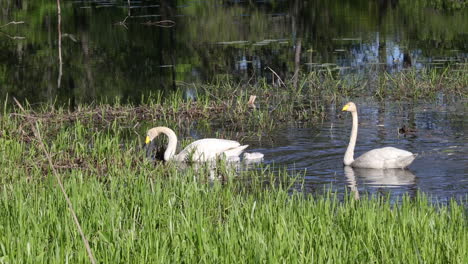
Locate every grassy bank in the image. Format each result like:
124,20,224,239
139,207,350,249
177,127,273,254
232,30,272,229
0,168,466,263
0,68,467,263
0,107,466,263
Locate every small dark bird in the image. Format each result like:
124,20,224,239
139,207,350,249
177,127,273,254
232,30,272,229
398,125,417,137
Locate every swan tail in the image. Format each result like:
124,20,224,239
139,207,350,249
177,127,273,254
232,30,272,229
224,145,249,157
397,154,417,168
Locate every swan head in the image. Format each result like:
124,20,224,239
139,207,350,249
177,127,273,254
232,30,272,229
144,127,176,161
144,127,162,160
145,127,162,145
342,102,357,112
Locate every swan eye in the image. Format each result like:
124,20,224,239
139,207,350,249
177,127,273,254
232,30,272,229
145,136,151,144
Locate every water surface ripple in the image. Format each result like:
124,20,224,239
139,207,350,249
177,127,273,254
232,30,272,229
242,100,467,202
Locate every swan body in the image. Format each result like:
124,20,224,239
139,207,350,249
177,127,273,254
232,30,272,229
145,127,249,162
350,147,415,169
342,102,416,169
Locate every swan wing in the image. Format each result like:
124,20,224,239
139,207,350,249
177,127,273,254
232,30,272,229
177,138,246,161
352,147,416,169
223,144,249,158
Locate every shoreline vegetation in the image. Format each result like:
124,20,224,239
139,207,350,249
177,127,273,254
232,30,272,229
0,68,467,262
1,176,466,263
5,67,468,132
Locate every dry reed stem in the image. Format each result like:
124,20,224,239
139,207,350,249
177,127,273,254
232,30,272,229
13,98,97,264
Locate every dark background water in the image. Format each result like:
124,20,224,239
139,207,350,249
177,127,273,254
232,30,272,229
0,0,466,104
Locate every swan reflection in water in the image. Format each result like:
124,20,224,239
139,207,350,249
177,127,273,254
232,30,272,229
158,156,264,181
344,166,417,200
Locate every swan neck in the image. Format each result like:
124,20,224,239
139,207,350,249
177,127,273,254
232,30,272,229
344,111,358,165
158,127,178,161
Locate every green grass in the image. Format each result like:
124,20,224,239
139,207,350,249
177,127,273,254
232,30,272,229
0,67,467,263
0,99,467,263
0,168,466,263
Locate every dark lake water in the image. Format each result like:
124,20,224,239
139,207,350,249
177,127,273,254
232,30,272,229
1,0,466,104
1,1,467,201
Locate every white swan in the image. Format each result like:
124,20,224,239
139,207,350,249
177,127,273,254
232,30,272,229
145,126,249,162
342,102,416,169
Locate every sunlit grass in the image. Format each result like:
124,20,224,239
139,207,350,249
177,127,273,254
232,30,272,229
0,168,466,263
0,101,467,263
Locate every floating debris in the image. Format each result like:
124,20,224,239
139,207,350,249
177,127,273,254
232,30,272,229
270,13,287,17
334,66,351,70
143,20,175,27
131,14,162,18
320,63,337,67
332,38,362,41
217,41,249,45
253,39,277,46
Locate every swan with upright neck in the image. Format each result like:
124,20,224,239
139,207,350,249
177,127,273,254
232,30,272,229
145,127,250,162
342,102,416,169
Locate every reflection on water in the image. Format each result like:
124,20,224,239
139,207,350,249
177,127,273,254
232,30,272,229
348,167,416,187
343,166,416,201
238,100,467,202
0,0,467,104
343,166,360,200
